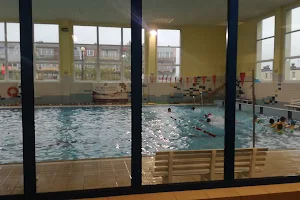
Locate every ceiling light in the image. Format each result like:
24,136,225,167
150,30,157,36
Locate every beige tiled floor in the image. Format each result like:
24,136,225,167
1,150,300,196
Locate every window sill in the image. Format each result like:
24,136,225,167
35,80,60,83
257,80,273,83
284,80,300,83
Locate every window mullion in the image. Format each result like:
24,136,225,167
121,28,124,82
4,22,8,81
97,26,100,82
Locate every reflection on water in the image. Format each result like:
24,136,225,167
0,106,299,163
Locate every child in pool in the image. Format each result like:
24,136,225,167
168,108,171,112
276,123,284,134
204,113,212,118
286,120,296,129
254,115,263,123
269,118,275,126
272,116,287,128
285,120,297,133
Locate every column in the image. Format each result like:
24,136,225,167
274,7,286,81
59,20,73,104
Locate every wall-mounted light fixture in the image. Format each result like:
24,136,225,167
150,30,157,36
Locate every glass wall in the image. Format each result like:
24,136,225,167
3,0,300,198
0,22,4,80
285,6,300,81
122,28,145,81
0,23,22,81
73,25,97,81
99,27,121,81
141,0,227,185
256,16,275,81
236,0,300,181
73,26,145,82
0,0,24,196
157,29,181,82
33,0,132,193
34,24,60,81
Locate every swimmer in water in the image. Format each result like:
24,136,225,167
192,106,195,110
272,116,287,128
286,120,297,130
280,116,287,124
168,108,171,112
276,123,284,134
254,115,263,123
204,113,212,118
269,118,275,126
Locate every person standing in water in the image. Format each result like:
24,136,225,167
271,116,287,128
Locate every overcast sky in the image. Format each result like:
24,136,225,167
0,7,299,69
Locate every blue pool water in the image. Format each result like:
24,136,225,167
0,106,300,164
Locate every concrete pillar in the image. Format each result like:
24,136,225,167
59,20,73,104
274,7,286,82
256,20,263,79
144,29,149,78
284,9,292,81
146,28,157,78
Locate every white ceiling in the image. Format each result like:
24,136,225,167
0,0,298,26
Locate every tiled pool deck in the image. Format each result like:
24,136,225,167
1,150,300,195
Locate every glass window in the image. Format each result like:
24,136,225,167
73,26,144,82
157,29,180,46
0,22,4,41
7,23,20,42
123,28,145,45
87,49,95,56
157,29,181,81
34,24,59,43
285,7,300,81
257,38,275,61
285,58,300,81
292,71,296,79
100,64,121,81
99,27,121,45
256,61,273,81
260,16,275,39
74,63,97,81
291,7,300,32
34,24,59,81
6,23,21,80
0,23,4,80
256,16,275,81
98,27,122,82
285,31,300,58
73,26,97,81
73,26,97,44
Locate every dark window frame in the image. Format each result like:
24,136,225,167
5,0,299,199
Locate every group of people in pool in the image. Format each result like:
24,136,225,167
255,115,297,133
168,107,298,134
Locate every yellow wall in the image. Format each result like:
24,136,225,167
237,20,257,75
180,26,226,77
142,25,227,78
